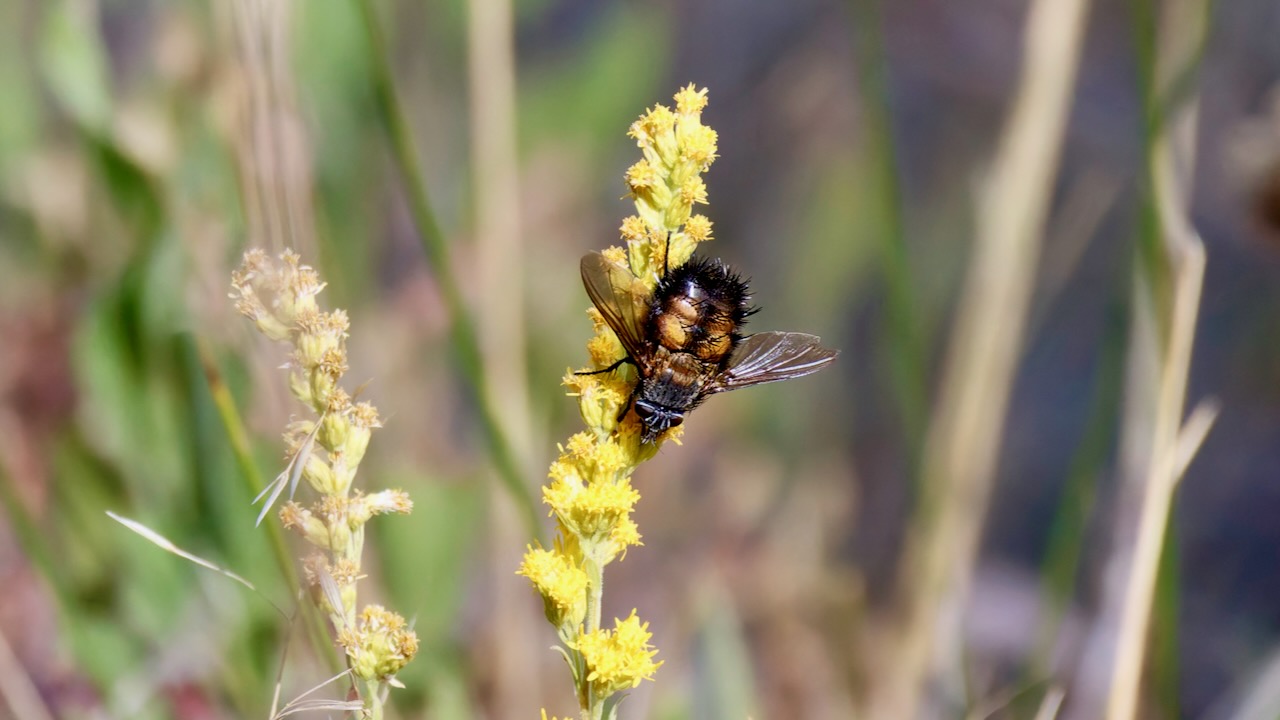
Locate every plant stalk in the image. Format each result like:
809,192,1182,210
354,0,542,541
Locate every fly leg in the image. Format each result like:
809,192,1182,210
574,356,633,376
615,387,637,423
663,231,672,277
574,357,639,424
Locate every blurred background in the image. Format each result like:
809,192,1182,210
2,0,1280,718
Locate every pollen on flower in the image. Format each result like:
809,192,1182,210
619,216,648,242
318,493,351,522
325,387,353,414
631,104,676,145
331,557,362,586
685,214,714,243
321,308,351,337
351,401,382,429
366,489,413,515
678,124,719,169
518,546,589,628
569,435,628,481
564,432,597,460
679,177,709,207
585,332,624,368
565,372,629,435
626,160,661,191
340,605,420,681
279,501,306,530
281,502,330,547
288,264,325,302
575,610,662,695
673,83,709,115
317,347,348,381
608,516,643,559
546,475,640,541
547,453,584,489
294,305,325,336
599,245,629,268
235,248,270,279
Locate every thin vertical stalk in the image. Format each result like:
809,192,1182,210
465,0,540,714
870,0,1091,715
355,0,542,540
467,0,531,464
1102,0,1211,715
197,339,343,673
582,560,604,720
1072,2,1214,719
849,0,927,463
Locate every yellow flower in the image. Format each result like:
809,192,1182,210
543,466,640,546
338,605,420,681
678,123,718,169
518,546,589,629
607,516,643,562
564,371,628,437
673,83,709,115
525,86,722,713
619,215,648,242
279,501,329,548
575,610,662,696
684,213,713,243
625,159,661,191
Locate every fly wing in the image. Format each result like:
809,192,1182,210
580,252,652,369
711,331,838,392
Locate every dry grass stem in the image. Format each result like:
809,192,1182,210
225,0,316,256
466,0,542,712
874,0,1092,715
1099,0,1211,717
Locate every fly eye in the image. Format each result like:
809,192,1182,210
634,402,654,419
668,415,684,428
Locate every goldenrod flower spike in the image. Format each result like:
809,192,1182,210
521,84,717,720
231,249,417,717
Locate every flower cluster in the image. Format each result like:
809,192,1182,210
231,250,417,699
520,84,717,719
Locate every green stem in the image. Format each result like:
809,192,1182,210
353,0,542,542
197,339,296,587
850,0,927,473
581,557,605,718
586,569,603,635
196,339,343,673
363,679,385,720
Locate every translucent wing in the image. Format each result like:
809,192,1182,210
712,331,838,392
580,252,652,369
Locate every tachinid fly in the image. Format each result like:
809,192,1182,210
580,249,838,443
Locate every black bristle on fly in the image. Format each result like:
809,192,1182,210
653,255,758,354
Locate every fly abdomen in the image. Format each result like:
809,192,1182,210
649,256,755,366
